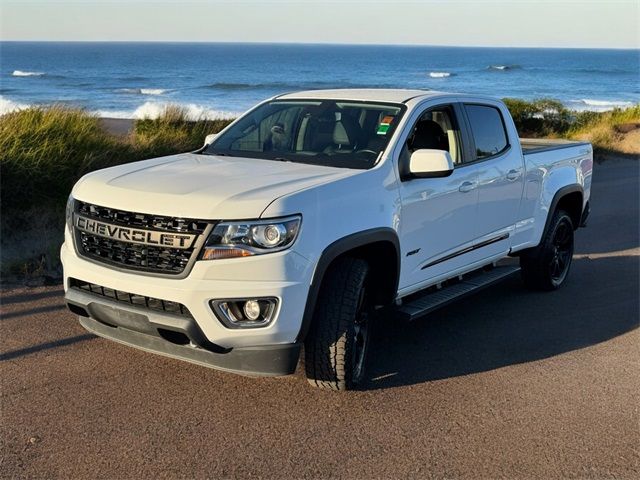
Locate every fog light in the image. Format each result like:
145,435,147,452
243,300,261,321
210,297,278,329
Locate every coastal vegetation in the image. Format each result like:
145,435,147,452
0,100,638,280
0,105,232,213
503,98,640,154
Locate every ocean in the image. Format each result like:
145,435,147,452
1,42,638,119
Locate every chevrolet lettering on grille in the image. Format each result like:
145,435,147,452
75,216,196,249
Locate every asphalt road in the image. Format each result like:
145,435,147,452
2,158,638,479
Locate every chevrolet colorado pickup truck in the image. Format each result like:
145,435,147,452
62,89,593,390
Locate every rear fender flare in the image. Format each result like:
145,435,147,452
543,184,584,236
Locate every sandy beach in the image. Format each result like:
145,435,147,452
98,118,134,136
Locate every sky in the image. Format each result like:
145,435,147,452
0,0,638,48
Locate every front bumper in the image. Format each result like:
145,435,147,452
66,288,300,376
61,236,314,350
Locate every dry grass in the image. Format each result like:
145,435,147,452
567,106,640,155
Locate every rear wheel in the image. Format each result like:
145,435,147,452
304,257,371,390
521,209,575,290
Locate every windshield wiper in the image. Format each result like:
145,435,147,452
273,157,293,162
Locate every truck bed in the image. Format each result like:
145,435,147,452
520,138,591,154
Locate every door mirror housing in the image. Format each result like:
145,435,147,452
204,133,218,147
409,149,454,178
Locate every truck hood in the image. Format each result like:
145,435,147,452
72,152,358,219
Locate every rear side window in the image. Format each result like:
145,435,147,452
464,105,509,159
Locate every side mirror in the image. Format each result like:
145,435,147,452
409,149,454,178
203,133,218,147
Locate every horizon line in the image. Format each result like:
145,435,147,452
0,39,638,51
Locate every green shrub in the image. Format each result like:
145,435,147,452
503,98,572,136
503,99,640,153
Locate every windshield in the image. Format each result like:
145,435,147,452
203,99,405,169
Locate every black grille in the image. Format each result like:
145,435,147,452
74,201,209,275
70,278,193,318
76,201,208,234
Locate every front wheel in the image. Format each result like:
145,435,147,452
304,257,371,390
520,209,575,290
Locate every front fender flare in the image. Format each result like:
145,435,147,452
296,228,400,342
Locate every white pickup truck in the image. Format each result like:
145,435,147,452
62,89,593,390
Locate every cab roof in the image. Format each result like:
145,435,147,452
277,88,446,104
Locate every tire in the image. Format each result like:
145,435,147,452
520,209,575,291
304,257,372,391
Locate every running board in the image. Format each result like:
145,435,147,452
394,265,521,322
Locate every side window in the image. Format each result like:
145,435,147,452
464,105,509,159
402,105,462,166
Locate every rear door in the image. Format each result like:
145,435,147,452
462,103,525,258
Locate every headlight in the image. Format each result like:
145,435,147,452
201,215,301,260
65,195,75,234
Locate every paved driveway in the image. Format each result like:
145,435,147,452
1,158,638,479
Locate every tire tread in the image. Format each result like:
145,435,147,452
304,257,368,390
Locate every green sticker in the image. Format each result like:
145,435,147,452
376,115,395,135
376,123,390,135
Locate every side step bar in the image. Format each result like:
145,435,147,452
394,265,521,322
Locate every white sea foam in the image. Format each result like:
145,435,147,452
429,72,451,78
12,70,45,77
94,101,239,120
140,88,167,95
488,65,522,71
580,99,633,107
567,99,635,112
0,96,30,115
0,94,237,120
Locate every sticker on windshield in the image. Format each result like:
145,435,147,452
376,116,395,135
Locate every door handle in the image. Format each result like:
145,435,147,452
459,181,477,193
506,169,521,181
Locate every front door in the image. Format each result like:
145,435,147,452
396,104,481,293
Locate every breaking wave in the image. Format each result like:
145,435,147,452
141,88,167,95
118,88,169,95
580,99,634,107
94,101,239,120
0,95,238,119
0,96,31,115
566,99,636,112
12,70,45,77
487,65,521,71
429,72,452,78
